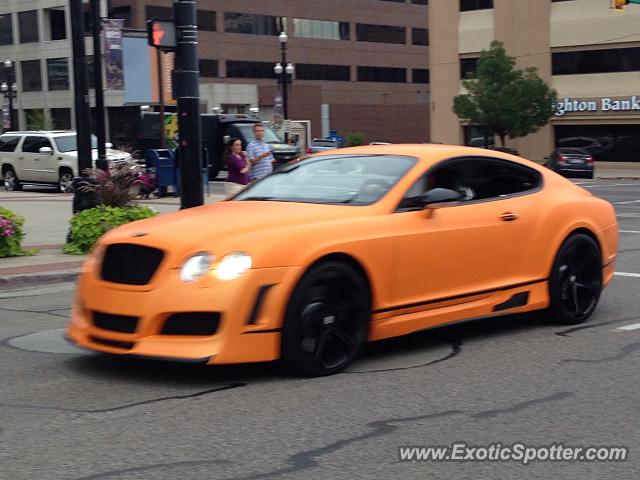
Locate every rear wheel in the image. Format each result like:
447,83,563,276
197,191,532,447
58,169,75,193
545,233,602,325
281,261,370,376
3,167,21,191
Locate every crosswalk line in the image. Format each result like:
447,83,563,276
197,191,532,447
614,272,640,278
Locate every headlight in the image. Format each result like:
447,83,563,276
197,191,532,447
180,252,212,282
214,252,252,281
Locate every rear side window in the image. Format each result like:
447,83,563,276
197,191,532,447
402,156,542,204
21,136,53,153
0,136,21,152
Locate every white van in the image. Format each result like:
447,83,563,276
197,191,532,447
0,131,132,192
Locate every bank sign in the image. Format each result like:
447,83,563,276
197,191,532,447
554,96,640,116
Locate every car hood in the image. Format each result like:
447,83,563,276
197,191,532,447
270,143,299,153
102,200,365,266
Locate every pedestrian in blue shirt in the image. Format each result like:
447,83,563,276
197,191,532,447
246,123,275,181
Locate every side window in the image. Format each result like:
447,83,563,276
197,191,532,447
22,136,52,153
401,156,542,205
0,136,21,152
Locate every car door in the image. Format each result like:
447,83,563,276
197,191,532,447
388,156,543,311
19,136,55,182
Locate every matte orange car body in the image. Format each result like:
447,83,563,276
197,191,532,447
67,145,618,367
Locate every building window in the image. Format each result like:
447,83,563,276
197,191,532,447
46,8,66,41
412,68,429,83
51,108,71,129
19,10,39,44
199,59,218,77
412,28,428,46
357,66,406,83
224,13,282,36
198,10,216,31
226,60,276,79
0,13,13,46
109,6,132,27
412,0,429,4
293,19,350,41
460,57,479,79
295,64,351,81
47,58,69,91
356,23,406,44
460,0,494,11
145,6,173,20
21,60,42,92
552,47,640,75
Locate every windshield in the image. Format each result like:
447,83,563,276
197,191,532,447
236,124,283,144
234,154,416,205
54,134,99,153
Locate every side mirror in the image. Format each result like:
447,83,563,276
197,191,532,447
402,188,462,210
39,146,53,154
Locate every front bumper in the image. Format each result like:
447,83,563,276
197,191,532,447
67,263,302,365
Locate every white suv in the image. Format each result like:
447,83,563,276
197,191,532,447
0,131,132,192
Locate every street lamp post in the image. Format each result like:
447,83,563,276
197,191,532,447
2,60,17,131
274,31,295,125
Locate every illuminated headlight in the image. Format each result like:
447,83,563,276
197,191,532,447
214,252,252,280
180,252,212,282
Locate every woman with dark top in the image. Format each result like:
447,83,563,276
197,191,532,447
224,137,250,196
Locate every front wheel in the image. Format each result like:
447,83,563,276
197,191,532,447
545,233,602,325
281,261,370,376
3,167,21,191
58,169,75,193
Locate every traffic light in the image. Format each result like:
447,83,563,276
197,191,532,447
612,0,629,10
146,19,176,50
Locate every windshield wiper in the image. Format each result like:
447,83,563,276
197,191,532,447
238,196,277,201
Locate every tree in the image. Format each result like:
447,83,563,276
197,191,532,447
453,41,556,146
26,109,55,130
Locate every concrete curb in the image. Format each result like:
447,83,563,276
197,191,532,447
0,269,80,288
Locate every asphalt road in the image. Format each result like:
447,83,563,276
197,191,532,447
1,178,639,479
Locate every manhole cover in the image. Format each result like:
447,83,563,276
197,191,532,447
7,329,89,354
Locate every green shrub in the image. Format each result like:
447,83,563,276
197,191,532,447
347,132,366,147
64,205,157,255
0,207,35,257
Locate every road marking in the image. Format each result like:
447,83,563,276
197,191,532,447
620,230,640,234
614,272,640,278
580,183,639,188
613,199,640,205
617,323,640,331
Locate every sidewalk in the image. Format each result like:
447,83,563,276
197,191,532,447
1,164,639,288
0,189,226,288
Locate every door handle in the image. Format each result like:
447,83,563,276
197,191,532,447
500,212,519,222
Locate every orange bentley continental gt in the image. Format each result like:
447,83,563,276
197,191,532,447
67,145,618,376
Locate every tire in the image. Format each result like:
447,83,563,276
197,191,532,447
58,169,75,193
3,167,21,191
281,261,370,376
545,233,602,325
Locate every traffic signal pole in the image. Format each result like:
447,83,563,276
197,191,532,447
173,1,203,209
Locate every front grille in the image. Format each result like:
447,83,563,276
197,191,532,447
93,311,139,333
161,312,221,336
101,243,164,285
89,335,135,350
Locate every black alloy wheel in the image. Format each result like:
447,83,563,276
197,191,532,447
282,261,370,376
546,233,602,325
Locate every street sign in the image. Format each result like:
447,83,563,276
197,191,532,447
146,19,176,51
